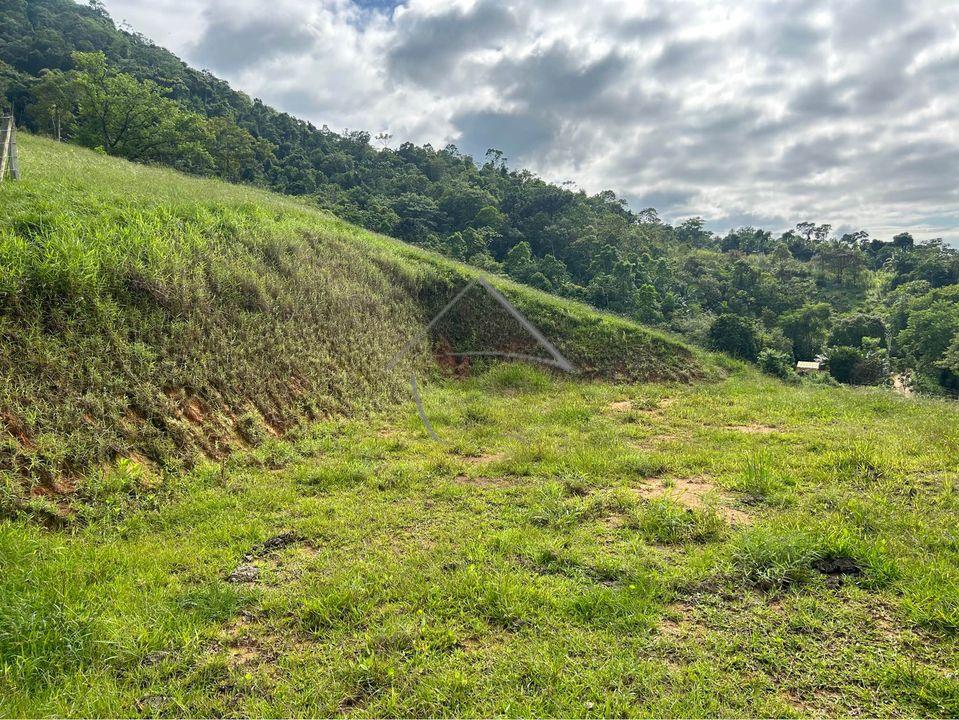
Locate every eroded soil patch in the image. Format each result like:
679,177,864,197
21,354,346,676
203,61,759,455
636,476,752,525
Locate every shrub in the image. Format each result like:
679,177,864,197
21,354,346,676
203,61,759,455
634,498,725,544
825,346,863,383
707,314,760,362
758,348,796,380
825,344,889,386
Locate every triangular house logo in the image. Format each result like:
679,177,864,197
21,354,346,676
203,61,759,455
386,277,575,439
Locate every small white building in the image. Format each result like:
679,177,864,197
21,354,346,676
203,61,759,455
796,360,823,374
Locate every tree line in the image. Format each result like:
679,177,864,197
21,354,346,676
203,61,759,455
2,0,958,395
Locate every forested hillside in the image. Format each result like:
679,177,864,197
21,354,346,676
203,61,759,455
3,0,959,395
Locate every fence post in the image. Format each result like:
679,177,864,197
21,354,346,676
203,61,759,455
0,114,19,182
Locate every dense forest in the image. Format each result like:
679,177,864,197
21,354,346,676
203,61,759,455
3,0,959,395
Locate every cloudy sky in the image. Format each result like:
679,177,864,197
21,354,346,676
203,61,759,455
101,0,959,243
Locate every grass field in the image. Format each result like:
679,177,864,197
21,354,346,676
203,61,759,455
2,363,958,716
2,134,959,718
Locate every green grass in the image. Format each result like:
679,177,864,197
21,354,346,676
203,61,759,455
3,135,959,717
0,134,706,519
1,367,958,716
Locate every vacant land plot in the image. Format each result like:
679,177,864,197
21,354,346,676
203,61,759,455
2,365,958,717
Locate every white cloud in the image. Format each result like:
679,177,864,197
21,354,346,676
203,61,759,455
101,0,959,243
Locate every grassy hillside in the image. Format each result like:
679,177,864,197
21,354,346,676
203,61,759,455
0,134,707,522
2,137,959,718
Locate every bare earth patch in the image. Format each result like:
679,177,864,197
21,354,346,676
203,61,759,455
637,476,752,525
454,474,514,488
607,397,675,414
726,424,778,434
214,612,309,672
461,452,506,464
658,600,709,641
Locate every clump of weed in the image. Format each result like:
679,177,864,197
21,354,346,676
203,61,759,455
527,483,582,529
530,546,580,576
500,440,557,477
633,498,726,544
444,570,546,632
583,487,637,521
177,582,251,623
244,438,299,469
565,576,661,631
830,442,893,486
293,459,372,493
0,471,25,518
479,363,552,393
300,586,374,634
235,411,266,446
731,526,820,589
561,473,593,497
84,458,149,500
338,652,401,709
730,523,898,591
901,561,959,633
733,449,785,504
461,403,494,426
561,448,667,481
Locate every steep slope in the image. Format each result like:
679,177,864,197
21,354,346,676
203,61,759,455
0,135,709,518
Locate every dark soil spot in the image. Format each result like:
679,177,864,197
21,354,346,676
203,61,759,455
249,531,302,558
812,555,862,586
812,555,862,576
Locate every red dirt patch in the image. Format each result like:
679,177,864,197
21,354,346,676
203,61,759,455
30,476,78,497
183,397,206,424
434,338,471,377
27,476,78,525
2,412,35,449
